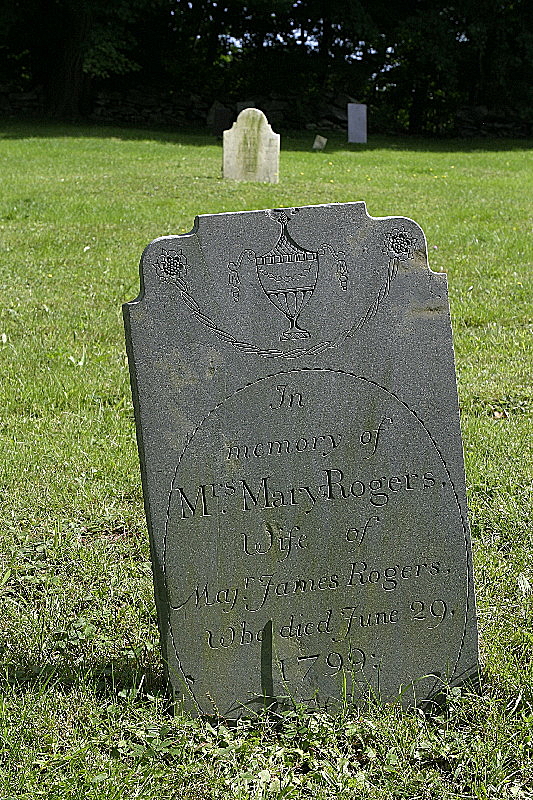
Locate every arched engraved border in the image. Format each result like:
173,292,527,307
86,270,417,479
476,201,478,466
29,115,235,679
170,253,402,359
162,368,471,710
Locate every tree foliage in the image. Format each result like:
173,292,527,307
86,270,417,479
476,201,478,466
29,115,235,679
0,0,531,131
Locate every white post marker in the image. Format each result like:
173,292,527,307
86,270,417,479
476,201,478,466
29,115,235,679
348,103,367,143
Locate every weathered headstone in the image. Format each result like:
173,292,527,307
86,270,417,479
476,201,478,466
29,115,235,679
313,135,328,151
236,99,256,114
207,100,234,137
124,203,479,718
348,103,367,143
223,108,280,183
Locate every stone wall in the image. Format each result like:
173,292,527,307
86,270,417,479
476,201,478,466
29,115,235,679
1,83,530,137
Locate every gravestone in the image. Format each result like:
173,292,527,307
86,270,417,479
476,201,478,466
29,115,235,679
223,108,280,183
236,99,256,114
207,100,234,137
313,135,328,151
124,203,479,718
348,103,367,143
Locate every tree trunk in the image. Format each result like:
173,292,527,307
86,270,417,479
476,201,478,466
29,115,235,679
43,1,93,119
408,83,426,134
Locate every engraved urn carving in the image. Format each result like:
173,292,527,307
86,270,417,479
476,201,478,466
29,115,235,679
256,212,319,340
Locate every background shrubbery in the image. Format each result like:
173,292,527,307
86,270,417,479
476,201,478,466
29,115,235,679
1,0,531,135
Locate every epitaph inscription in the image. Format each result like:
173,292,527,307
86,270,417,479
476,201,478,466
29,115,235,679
124,203,478,717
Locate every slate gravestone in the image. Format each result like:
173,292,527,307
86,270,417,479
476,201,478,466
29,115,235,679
223,108,280,183
124,203,479,718
207,101,234,137
236,99,256,114
348,103,367,143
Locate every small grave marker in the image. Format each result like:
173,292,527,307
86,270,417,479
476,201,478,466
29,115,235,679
124,203,479,717
313,135,328,151
223,108,280,183
348,103,367,143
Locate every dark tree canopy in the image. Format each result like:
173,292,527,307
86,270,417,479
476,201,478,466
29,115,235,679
0,0,531,133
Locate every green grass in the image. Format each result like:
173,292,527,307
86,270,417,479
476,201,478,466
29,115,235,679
0,121,531,798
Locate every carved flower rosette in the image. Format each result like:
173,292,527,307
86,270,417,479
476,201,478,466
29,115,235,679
384,228,418,261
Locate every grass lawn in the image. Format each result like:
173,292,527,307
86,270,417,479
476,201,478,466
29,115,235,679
0,121,531,799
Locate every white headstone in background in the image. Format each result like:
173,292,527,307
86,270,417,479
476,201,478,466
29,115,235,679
348,103,367,143
223,108,280,183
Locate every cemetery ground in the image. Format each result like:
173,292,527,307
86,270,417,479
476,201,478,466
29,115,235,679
0,121,531,799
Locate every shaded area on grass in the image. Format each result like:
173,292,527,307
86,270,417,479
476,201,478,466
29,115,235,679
1,121,532,154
